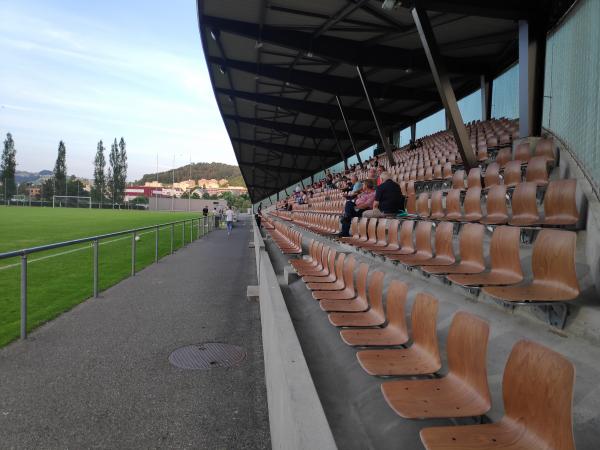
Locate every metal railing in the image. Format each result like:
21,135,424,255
0,215,216,340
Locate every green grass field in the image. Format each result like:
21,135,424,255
0,206,209,347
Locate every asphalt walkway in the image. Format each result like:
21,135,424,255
0,215,270,449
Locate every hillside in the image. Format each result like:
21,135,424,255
136,162,245,186
15,170,53,184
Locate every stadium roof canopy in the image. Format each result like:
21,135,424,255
197,0,575,202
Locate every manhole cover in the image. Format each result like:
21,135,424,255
169,343,246,369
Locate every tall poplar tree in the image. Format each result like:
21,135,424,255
92,140,106,203
1,133,17,201
108,138,120,203
54,141,67,197
118,137,127,197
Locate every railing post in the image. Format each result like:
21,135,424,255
170,224,174,254
131,232,136,276
93,239,99,298
20,254,27,339
155,226,159,263
197,218,200,239
182,221,185,246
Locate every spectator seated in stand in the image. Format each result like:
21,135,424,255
346,174,363,200
363,171,405,218
339,179,376,237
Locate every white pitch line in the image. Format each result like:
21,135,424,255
0,228,166,271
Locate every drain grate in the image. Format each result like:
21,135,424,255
169,343,246,369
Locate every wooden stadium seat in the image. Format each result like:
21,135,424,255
340,217,360,242
480,185,509,225
502,160,523,187
483,162,501,189
390,221,432,264
442,162,453,180
423,223,485,275
371,219,400,254
418,222,455,267
496,147,512,168
328,271,386,327
290,239,318,270
354,218,378,249
525,155,550,186
381,311,491,419
361,219,389,251
430,191,445,220
451,170,466,190
534,137,556,163
406,194,417,215
356,292,440,375
378,220,415,257
463,186,483,222
314,256,359,304
302,247,338,283
340,280,409,347
448,226,523,286
420,339,575,450
467,167,482,189
444,189,462,221
543,179,579,226
483,229,579,302
346,217,369,246
407,181,416,195
432,164,443,180
509,182,540,226
514,142,531,163
417,193,430,218
295,244,329,277
305,253,346,290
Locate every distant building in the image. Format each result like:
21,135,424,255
197,178,220,189
173,179,196,190
124,186,169,201
27,186,41,198
144,181,163,188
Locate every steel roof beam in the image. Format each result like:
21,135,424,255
402,0,537,20
233,137,338,157
239,162,316,175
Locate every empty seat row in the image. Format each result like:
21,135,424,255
264,218,301,254
292,212,340,236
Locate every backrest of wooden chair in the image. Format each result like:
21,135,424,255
414,221,433,255
543,179,579,224
503,339,575,450
445,189,462,218
366,218,378,243
376,219,388,245
430,190,444,219
503,160,523,187
467,167,482,189
386,219,400,247
442,162,453,179
447,311,491,408
355,263,370,301
525,156,550,186
385,280,409,340
407,181,416,195
358,217,369,240
534,138,556,162
452,170,466,190
511,182,539,222
483,162,501,188
433,164,442,179
411,292,440,364
334,253,346,283
514,142,531,163
464,186,483,220
496,147,512,167
350,217,360,239
459,223,485,267
325,248,336,275
434,221,454,260
417,193,430,218
342,255,357,295
490,226,523,277
406,194,416,214
367,271,385,316
399,220,415,252
532,229,580,298
485,185,508,219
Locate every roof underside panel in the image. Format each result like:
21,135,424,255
197,0,576,202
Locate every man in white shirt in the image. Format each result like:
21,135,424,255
225,207,234,235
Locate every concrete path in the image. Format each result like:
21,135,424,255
0,216,270,449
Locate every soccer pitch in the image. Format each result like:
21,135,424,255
0,206,207,347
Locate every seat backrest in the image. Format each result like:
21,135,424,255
375,219,388,245
325,248,336,276
445,189,462,219
483,162,500,188
357,217,369,240
525,155,550,186
430,190,444,219
355,262,369,300
414,221,433,255
543,179,579,225
452,170,466,190
434,221,455,260
433,164,443,179
458,223,485,268
417,193,430,218
366,218,378,243
463,186,483,221
342,255,357,295
367,271,386,317
534,138,556,162
386,280,409,341
511,182,539,223
503,160,523,187
386,219,400,248
467,167,482,189
407,181,416,195
503,340,575,450
442,162,453,179
514,142,531,163
399,220,415,252
531,229,580,298
489,226,523,277
447,311,491,409
349,217,360,239
406,194,416,214
496,147,512,167
314,242,326,268
334,253,346,283
485,184,508,221
411,292,440,366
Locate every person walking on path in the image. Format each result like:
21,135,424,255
225,206,234,235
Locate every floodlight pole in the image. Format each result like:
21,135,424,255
411,6,476,170
356,66,396,166
336,96,363,168
481,75,493,121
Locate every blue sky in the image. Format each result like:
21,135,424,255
0,0,235,181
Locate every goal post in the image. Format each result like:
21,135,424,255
52,196,92,209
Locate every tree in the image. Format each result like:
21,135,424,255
108,139,119,203
118,137,127,201
53,141,67,196
92,140,106,203
1,133,17,200
41,177,55,200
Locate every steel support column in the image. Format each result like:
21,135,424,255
410,123,416,143
356,66,396,166
481,75,493,121
330,122,348,170
336,96,363,168
518,19,546,138
411,7,476,170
